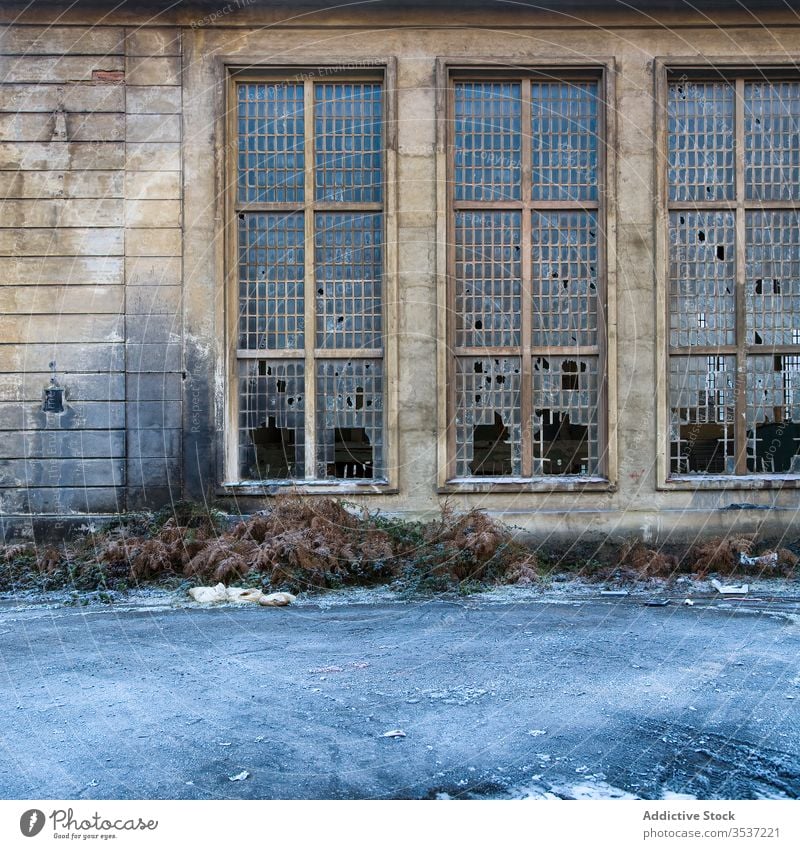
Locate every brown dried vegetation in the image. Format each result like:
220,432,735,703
687,535,757,575
618,538,679,578
1,498,798,594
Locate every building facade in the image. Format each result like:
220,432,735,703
1,0,799,541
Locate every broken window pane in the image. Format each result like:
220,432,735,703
238,360,305,479
746,355,800,473
455,211,521,347
238,213,305,350
531,80,598,202
449,72,606,481
532,211,598,347
314,82,383,203
454,81,521,201
455,358,522,477
532,357,599,475
745,210,800,346
669,211,736,348
667,73,800,478
235,74,386,484
669,356,736,475
316,360,384,479
315,212,383,349
745,82,800,202
237,82,304,204
668,80,735,202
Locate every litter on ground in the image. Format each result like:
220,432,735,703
189,583,295,606
228,771,249,781
382,729,406,738
711,579,749,595
739,552,778,568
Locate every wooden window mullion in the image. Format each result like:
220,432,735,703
734,77,748,475
446,79,458,479
520,78,533,477
303,79,317,479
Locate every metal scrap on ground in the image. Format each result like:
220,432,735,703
711,579,749,595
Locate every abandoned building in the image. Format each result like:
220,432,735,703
1,0,800,541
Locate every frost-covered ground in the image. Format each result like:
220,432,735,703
2,572,798,613
1,581,798,800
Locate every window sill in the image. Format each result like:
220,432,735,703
439,476,615,494
660,474,800,491
218,480,398,496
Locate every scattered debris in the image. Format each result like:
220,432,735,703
711,579,749,596
189,584,295,606
188,584,228,604
225,587,268,603
381,729,406,738
739,551,778,568
259,592,296,607
528,729,547,737
683,599,694,606
308,666,344,674
228,771,249,781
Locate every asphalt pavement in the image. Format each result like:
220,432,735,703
1,593,799,799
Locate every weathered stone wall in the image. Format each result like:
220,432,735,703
1,3,799,542
0,24,183,522
123,28,183,510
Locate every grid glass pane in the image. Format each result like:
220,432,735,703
315,212,383,349
531,80,599,201
316,359,384,479
746,355,800,473
238,359,305,480
455,211,521,348
314,82,383,203
669,211,736,348
745,82,800,202
745,210,800,346
237,82,304,204
532,211,598,347
532,356,599,475
667,80,735,202
669,355,736,475
238,213,305,351
454,81,521,201
454,357,522,477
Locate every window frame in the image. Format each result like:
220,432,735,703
655,57,800,490
222,61,399,494
436,58,617,493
